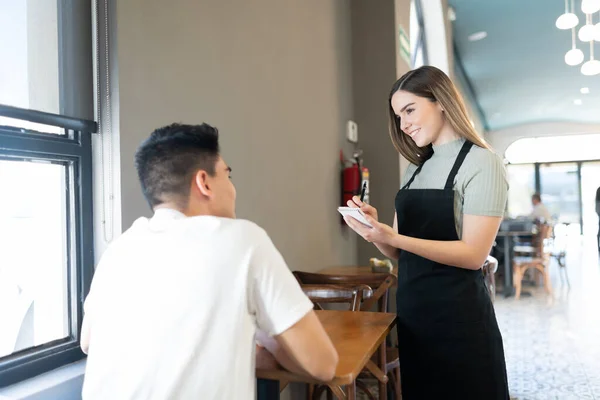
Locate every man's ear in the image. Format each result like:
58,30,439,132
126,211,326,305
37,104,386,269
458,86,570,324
193,170,212,198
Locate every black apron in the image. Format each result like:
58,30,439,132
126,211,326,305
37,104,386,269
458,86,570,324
395,141,509,400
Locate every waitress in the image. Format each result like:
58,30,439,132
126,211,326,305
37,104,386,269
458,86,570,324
343,65,509,399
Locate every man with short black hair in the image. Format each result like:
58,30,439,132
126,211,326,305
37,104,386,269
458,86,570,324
81,123,338,399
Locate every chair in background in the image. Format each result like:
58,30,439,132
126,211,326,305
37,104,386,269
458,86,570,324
548,224,569,286
300,284,370,312
293,271,400,400
513,223,553,299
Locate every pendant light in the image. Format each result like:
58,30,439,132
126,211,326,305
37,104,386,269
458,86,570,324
581,40,600,75
582,0,600,14
579,14,596,41
566,26,585,65
557,0,580,29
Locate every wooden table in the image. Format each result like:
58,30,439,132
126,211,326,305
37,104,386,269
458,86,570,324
256,310,396,399
496,231,534,297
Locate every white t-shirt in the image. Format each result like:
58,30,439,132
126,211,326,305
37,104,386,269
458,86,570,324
82,209,313,400
531,203,552,222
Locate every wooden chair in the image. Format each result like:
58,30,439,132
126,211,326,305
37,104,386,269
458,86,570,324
513,223,553,299
298,283,372,400
300,284,370,312
293,271,400,400
292,271,396,314
513,223,569,287
548,224,569,286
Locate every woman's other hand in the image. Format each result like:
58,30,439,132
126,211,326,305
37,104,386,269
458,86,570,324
344,213,395,245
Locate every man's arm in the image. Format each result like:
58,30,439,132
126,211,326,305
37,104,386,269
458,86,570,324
249,228,338,382
256,313,338,381
80,314,91,354
255,344,278,369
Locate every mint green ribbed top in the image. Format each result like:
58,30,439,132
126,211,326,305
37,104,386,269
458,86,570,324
400,137,508,239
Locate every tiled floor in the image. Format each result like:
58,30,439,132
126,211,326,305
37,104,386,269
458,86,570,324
495,234,600,400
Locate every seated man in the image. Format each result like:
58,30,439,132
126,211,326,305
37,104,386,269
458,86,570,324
81,123,338,399
530,193,552,223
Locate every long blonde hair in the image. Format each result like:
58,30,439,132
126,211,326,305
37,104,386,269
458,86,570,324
388,66,489,165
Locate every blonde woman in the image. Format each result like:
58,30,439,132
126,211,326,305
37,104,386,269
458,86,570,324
344,66,509,399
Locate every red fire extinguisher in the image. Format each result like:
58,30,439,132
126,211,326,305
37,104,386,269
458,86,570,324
341,150,369,207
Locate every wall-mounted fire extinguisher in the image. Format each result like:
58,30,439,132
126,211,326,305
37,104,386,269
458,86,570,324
341,149,369,207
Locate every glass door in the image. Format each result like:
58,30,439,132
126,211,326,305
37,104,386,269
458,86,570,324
580,162,600,238
539,162,581,232
506,164,536,218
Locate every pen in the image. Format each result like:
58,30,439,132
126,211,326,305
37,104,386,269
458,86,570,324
359,181,367,202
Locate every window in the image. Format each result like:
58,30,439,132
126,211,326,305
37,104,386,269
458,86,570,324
505,135,600,235
506,164,536,218
0,0,95,388
505,134,600,164
410,0,428,68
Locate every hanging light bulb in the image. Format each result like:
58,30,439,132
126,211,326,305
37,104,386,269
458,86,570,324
581,59,600,74
581,41,600,75
566,48,585,65
557,0,580,29
566,26,585,65
579,14,596,41
582,0,600,14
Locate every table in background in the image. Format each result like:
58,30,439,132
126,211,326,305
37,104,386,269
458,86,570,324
496,231,534,297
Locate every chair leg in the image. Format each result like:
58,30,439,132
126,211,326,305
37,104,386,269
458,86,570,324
561,262,570,287
307,384,314,400
513,267,522,300
313,385,327,400
543,266,553,295
392,367,401,399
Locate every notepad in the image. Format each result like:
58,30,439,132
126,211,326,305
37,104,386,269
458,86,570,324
337,207,373,228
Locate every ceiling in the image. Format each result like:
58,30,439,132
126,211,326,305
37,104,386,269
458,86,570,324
449,0,600,131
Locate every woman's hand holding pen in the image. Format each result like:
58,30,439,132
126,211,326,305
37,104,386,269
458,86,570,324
346,195,378,221
345,196,396,245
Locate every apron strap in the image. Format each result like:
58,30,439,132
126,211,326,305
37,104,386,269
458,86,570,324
401,162,425,190
444,141,474,190
402,149,434,190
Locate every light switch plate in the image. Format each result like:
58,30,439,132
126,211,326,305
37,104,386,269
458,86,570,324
347,120,358,143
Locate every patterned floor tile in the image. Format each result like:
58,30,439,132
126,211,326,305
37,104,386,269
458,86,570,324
495,235,600,400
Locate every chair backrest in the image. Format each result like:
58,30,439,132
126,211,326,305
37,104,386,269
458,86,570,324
534,223,552,257
293,270,395,312
299,284,370,311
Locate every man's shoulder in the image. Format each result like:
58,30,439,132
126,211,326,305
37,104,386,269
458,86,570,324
111,216,270,252
221,218,268,237
208,218,274,250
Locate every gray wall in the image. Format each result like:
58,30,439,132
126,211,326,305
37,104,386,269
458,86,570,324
115,0,358,274
351,0,402,265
